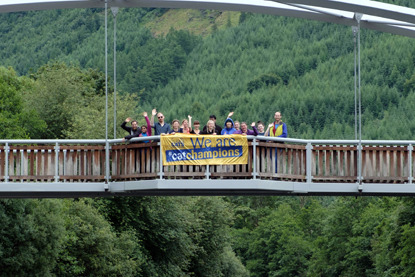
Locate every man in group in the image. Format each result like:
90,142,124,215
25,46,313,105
265,112,287,138
265,111,288,174
234,122,258,136
202,114,222,134
150,109,171,135
121,117,141,142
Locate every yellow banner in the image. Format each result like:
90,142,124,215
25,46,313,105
161,134,248,165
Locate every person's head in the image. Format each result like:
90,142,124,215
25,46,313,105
182,119,189,128
257,121,265,132
207,120,215,130
274,112,282,123
234,121,240,130
225,118,233,129
172,119,180,130
209,115,217,123
193,120,200,130
131,120,138,130
157,113,165,123
240,122,248,133
141,125,147,133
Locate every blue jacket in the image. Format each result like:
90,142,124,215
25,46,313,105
221,118,237,135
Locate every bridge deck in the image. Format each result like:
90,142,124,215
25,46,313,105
0,136,414,197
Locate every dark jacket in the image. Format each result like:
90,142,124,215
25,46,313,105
121,121,142,140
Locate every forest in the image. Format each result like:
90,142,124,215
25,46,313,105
2,0,415,275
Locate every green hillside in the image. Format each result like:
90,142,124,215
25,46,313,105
2,4,415,140
3,2,415,276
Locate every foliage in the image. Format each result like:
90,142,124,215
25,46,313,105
53,199,141,276
25,61,140,139
95,196,245,277
4,3,415,277
0,199,64,276
0,66,46,139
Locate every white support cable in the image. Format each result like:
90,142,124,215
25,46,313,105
105,0,110,186
112,7,119,139
352,25,358,141
356,13,363,189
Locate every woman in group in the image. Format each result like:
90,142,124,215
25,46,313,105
234,121,240,131
179,115,192,134
139,111,152,142
200,120,217,135
169,119,181,134
191,120,201,135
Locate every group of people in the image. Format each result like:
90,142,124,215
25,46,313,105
121,109,287,142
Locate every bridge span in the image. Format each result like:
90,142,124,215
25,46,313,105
1,136,414,198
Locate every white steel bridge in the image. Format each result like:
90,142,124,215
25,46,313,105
2,1,415,197
1,136,415,197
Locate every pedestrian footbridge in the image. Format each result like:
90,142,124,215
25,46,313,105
1,136,415,197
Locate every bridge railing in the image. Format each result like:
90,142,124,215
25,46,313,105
0,137,413,184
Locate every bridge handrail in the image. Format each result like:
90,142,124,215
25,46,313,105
0,136,414,184
1,136,415,145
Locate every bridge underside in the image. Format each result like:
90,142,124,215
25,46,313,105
2,180,415,198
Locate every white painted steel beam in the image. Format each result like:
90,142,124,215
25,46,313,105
1,0,415,38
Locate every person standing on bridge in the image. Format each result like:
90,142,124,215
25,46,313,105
200,120,217,135
121,117,141,142
191,120,201,135
234,122,259,136
139,111,152,143
202,114,222,134
234,121,240,131
151,109,171,135
265,112,287,138
257,121,266,135
179,115,192,134
221,112,237,135
265,111,288,174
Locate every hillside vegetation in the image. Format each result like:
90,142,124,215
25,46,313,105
2,2,415,276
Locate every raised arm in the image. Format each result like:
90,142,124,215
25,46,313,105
121,117,131,131
227,111,234,118
144,112,152,136
265,123,273,136
251,122,258,136
150,109,157,127
188,115,192,127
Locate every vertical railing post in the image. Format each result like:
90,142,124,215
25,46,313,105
158,141,164,180
306,142,313,184
408,144,413,184
252,138,258,180
54,142,60,183
357,143,363,190
4,143,9,183
105,140,110,190
205,165,210,180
